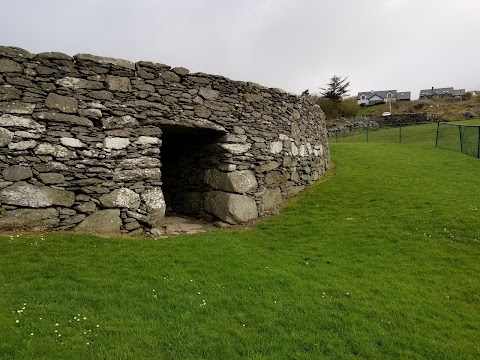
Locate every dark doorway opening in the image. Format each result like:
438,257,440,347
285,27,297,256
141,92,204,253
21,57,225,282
160,124,224,219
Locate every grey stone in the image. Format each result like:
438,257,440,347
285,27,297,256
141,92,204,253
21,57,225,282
199,87,219,100
113,168,161,181
141,187,166,227
104,137,131,149
286,186,305,198
244,93,263,102
14,130,41,139
38,172,65,184
136,136,161,145
204,100,233,112
102,115,139,129
0,102,35,114
465,111,477,119
59,214,87,225
205,191,258,224
194,106,211,118
172,67,189,76
220,143,251,155
45,93,78,113
105,75,132,92
126,100,169,111
60,137,85,148
255,161,280,173
265,171,289,188
79,108,102,118
0,127,13,147
0,182,74,207
3,165,32,181
56,77,103,90
0,46,33,59
269,141,283,154
35,52,73,61
35,143,77,158
99,188,141,209
262,187,282,211
33,112,93,127
124,220,141,231
160,71,181,83
116,156,160,169
0,85,21,101
75,209,122,234
89,90,114,100
126,210,149,223
75,53,136,70
0,208,59,231
205,169,258,193
8,140,37,150
0,59,23,73
74,201,97,213
0,114,45,132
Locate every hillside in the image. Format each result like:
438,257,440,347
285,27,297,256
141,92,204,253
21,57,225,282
356,94,480,122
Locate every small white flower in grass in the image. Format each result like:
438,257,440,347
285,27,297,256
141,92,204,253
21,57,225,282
15,320,19,323
55,323,59,326
58,334,61,337
197,292,201,295
30,333,34,336
83,317,87,320
96,325,99,328
86,342,90,345
55,330,58,333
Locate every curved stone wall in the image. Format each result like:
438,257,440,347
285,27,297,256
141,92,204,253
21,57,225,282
0,45,329,235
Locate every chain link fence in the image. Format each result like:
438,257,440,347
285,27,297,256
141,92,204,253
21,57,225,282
330,122,480,159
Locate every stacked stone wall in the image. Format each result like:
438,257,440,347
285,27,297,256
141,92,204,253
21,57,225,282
0,45,329,235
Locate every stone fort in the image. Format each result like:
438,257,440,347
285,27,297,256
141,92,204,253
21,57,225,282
0,45,329,235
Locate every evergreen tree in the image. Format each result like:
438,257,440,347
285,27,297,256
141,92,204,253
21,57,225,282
320,75,350,101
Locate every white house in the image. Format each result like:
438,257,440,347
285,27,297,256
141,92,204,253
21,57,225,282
357,90,411,106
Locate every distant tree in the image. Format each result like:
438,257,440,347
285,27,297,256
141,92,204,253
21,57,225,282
320,75,350,101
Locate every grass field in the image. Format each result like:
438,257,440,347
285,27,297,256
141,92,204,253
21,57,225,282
1,144,479,359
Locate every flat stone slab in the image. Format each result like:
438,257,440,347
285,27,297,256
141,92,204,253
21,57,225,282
75,210,122,233
205,191,258,224
0,182,74,208
0,208,59,231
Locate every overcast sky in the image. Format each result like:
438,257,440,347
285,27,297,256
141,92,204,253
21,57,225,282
1,0,479,99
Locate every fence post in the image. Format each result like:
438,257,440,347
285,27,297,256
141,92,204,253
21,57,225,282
399,125,402,144
366,126,369,143
435,122,440,148
477,126,480,158
459,125,464,153
336,131,338,143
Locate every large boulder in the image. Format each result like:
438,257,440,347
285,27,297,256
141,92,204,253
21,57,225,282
2,165,32,181
0,182,74,207
100,188,140,209
205,169,258,193
141,188,166,227
205,191,258,224
0,208,59,231
262,187,283,211
75,210,122,233
45,93,78,113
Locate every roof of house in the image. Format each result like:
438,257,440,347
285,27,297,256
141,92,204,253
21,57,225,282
357,90,397,100
397,92,411,100
452,89,466,96
419,87,454,97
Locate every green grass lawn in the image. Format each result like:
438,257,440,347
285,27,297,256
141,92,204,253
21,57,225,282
1,144,479,359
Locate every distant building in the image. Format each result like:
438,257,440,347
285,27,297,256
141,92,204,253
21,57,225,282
357,90,411,106
419,87,465,100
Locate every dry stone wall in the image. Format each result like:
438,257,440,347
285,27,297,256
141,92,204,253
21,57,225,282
0,45,329,235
